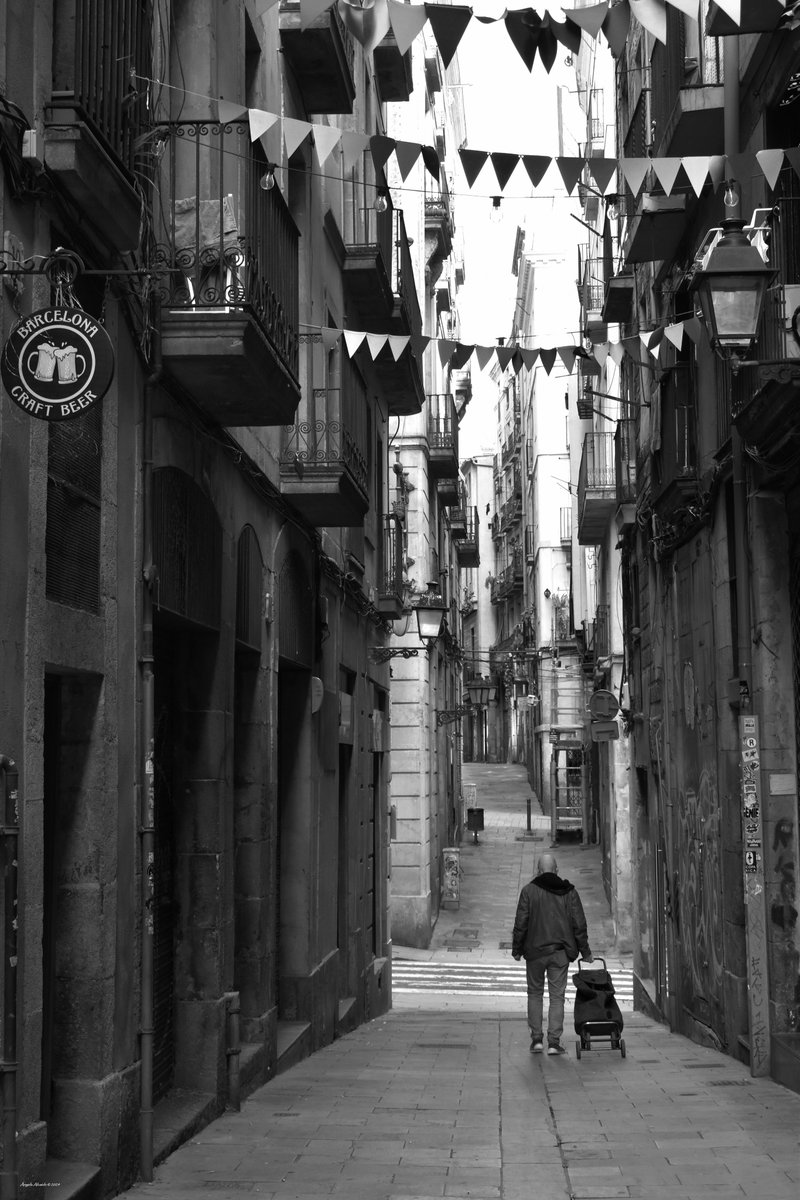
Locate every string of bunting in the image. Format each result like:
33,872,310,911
307,314,706,375
254,1,791,68
224,91,800,198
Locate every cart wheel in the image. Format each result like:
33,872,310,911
620,1039,626,1058
575,1041,582,1060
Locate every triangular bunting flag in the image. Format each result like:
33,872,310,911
340,131,370,172
785,147,800,182
491,152,520,191
343,330,366,357
255,0,281,14
370,134,396,172
284,116,313,158
640,331,655,353
422,145,441,183
249,107,279,142
602,0,631,55
536,15,560,73
708,154,727,190
593,343,609,367
648,326,666,358
550,15,582,55
366,333,388,360
684,316,704,344
521,155,552,188
451,343,475,370
411,335,431,361
321,327,342,352
388,335,411,361
539,347,558,375
459,148,489,188
609,341,626,365
558,346,577,373
505,10,541,72
511,351,525,375
621,157,651,195
667,0,701,16
520,348,539,369
338,0,390,52
555,157,586,196
218,99,248,123
300,0,333,28
756,148,785,190
313,123,341,166
664,322,685,351
651,156,682,196
426,3,472,68
629,0,667,43
387,0,429,55
437,338,457,367
681,155,710,197
712,0,741,23
395,140,423,180
563,3,609,39
726,152,756,187
475,345,495,371
590,158,617,195
495,346,515,371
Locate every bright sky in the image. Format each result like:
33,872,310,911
450,10,585,456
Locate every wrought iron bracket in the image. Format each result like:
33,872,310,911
370,646,420,664
436,704,474,727
0,248,154,281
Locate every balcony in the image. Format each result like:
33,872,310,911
581,257,606,340
437,477,460,508
623,193,689,266
501,421,522,467
652,365,697,519
449,486,468,538
373,30,413,102
490,549,524,603
500,494,522,533
44,0,151,250
491,513,501,541
428,393,459,478
340,182,394,323
280,373,369,526
376,516,405,620
615,419,637,534
155,122,300,425
454,508,479,568
560,507,572,545
525,525,535,563
279,0,356,114
650,12,723,159
426,187,454,277
602,274,635,325
577,432,616,544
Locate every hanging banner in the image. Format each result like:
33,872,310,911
2,306,115,421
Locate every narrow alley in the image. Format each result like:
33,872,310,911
117,766,800,1200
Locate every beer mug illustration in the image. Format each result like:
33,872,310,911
29,342,58,382
54,345,86,384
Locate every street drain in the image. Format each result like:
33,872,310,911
708,1079,751,1087
416,1042,471,1049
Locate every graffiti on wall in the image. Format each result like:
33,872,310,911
676,768,725,1025
771,818,797,931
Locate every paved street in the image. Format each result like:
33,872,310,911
123,764,800,1200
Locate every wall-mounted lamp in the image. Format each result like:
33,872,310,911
691,218,776,365
370,583,446,662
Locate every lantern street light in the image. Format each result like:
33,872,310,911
370,583,447,663
691,218,776,365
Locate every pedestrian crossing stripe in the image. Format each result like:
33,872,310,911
391,960,634,1008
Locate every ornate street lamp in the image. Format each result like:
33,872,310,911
414,584,447,647
691,218,776,363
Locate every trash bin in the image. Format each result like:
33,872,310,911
466,807,484,842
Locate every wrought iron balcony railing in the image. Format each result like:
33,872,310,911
153,120,299,381
615,419,636,506
379,515,405,613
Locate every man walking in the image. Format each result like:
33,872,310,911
512,852,592,1055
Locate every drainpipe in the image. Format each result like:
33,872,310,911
723,34,770,1077
140,303,162,1178
0,757,19,1200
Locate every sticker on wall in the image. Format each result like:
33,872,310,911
1,306,115,421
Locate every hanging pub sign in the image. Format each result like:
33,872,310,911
1,306,114,421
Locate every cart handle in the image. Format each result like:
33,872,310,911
577,956,606,971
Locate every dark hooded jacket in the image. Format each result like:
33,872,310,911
512,872,591,962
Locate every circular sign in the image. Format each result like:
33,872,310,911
588,688,620,720
1,306,115,421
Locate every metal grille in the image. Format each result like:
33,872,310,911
52,0,153,174
46,405,102,612
152,468,221,630
236,525,263,653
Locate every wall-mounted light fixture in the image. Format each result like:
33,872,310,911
370,582,447,663
691,218,776,365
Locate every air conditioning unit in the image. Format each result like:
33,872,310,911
781,284,800,360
